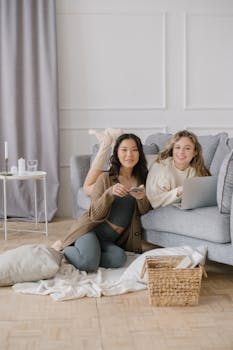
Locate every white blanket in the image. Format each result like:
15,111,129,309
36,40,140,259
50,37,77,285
13,245,207,301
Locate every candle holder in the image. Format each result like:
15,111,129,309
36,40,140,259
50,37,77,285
0,141,11,176
5,158,8,173
0,159,12,176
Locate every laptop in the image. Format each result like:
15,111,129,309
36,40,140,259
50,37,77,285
173,176,218,210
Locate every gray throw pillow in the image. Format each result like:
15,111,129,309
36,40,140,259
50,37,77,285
143,143,159,168
217,150,233,214
0,244,62,286
210,135,233,175
198,133,226,170
145,133,172,151
143,143,159,154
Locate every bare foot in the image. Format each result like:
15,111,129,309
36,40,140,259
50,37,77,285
51,240,63,251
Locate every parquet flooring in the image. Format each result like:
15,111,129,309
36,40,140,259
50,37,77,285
0,218,233,350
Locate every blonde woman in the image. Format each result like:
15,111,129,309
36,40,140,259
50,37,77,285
146,130,210,209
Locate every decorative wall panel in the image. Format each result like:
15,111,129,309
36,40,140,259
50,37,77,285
57,12,166,110
184,13,233,109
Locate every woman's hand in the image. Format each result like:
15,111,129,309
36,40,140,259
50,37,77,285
129,185,146,200
112,183,129,197
176,186,183,197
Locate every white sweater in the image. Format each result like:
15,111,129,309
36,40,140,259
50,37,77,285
146,157,196,209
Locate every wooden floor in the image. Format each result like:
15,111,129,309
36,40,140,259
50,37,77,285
0,218,233,350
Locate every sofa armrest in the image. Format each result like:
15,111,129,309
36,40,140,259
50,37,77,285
70,154,91,218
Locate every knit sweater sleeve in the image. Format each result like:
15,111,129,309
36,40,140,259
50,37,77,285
146,161,180,209
136,196,152,214
88,172,115,222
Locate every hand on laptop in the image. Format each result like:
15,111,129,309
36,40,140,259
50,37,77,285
176,186,183,197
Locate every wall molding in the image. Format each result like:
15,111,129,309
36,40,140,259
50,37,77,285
60,106,166,111
57,10,167,16
183,12,233,110
59,125,168,132
184,125,233,135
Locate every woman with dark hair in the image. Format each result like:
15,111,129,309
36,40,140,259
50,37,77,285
52,132,152,272
146,130,211,209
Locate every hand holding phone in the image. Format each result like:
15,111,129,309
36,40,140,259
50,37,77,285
128,186,144,193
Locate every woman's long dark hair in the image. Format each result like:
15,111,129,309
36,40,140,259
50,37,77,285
109,133,148,185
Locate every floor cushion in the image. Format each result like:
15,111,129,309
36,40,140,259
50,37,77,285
0,244,62,286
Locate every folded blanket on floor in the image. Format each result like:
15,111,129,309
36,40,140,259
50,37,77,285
13,245,207,301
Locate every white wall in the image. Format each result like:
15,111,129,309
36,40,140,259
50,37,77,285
56,0,233,217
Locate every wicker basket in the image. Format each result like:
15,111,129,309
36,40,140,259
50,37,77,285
141,255,206,306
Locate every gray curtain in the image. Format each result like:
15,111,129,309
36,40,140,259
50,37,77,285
0,0,59,221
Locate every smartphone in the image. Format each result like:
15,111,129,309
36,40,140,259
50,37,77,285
128,186,144,193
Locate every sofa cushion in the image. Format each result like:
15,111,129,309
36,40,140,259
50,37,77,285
217,150,233,214
78,187,91,210
210,135,233,175
141,206,230,243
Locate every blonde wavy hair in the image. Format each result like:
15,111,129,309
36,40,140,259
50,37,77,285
157,130,211,176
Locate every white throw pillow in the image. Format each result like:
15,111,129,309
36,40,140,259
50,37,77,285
0,244,62,286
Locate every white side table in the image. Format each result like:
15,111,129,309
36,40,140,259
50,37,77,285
0,171,48,240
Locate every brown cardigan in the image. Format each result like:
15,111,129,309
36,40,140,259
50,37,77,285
62,172,152,253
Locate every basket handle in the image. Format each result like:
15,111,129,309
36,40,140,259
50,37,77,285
140,259,147,279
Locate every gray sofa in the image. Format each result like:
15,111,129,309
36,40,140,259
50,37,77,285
70,132,233,266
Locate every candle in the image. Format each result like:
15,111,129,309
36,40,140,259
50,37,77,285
4,141,8,159
18,158,26,175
